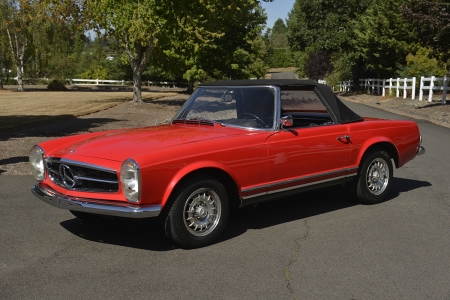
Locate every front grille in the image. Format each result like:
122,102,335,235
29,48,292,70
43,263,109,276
46,158,118,192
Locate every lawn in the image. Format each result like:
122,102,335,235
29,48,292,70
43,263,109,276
0,89,179,131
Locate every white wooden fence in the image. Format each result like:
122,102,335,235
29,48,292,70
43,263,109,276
70,79,179,87
71,79,132,85
339,76,449,104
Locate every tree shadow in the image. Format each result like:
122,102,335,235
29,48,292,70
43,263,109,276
0,156,28,165
145,99,187,106
0,115,122,141
59,177,431,251
415,99,449,108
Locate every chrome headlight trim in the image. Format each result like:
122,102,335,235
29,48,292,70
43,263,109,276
29,145,46,181
120,159,141,203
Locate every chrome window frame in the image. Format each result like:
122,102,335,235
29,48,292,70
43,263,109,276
173,85,280,131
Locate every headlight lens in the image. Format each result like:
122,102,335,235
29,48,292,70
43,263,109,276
29,145,45,181
120,159,141,203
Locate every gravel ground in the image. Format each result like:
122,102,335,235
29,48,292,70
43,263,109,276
1,91,449,176
338,92,450,128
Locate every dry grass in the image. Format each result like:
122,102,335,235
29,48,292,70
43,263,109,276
0,90,179,130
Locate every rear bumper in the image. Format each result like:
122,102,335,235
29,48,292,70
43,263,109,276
31,184,161,218
417,146,425,156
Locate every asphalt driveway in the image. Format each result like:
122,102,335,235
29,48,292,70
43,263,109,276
1,101,449,299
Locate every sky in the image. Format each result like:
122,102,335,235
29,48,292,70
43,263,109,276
260,0,296,29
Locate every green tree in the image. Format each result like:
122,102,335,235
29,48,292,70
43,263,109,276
401,47,447,78
271,18,288,48
149,1,269,92
352,0,417,78
267,18,290,68
400,0,450,64
287,0,369,79
287,0,370,53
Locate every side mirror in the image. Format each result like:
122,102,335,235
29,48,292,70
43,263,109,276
280,115,293,128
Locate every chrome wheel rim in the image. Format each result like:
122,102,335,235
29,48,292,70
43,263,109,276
366,157,389,195
183,188,221,237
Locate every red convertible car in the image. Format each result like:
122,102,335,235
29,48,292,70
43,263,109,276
30,79,425,248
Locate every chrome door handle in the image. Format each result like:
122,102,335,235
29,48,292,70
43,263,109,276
336,135,350,141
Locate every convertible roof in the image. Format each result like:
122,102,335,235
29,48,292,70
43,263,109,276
199,79,363,124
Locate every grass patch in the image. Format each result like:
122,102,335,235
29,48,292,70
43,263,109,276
268,67,296,73
0,90,178,131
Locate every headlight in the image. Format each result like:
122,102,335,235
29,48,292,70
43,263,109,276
120,159,141,203
29,145,45,181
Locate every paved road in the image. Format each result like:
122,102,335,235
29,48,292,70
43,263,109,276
1,101,449,299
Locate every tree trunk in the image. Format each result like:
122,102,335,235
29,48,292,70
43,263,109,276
16,65,24,91
6,27,25,91
187,80,194,94
0,66,3,89
124,34,155,104
132,64,142,104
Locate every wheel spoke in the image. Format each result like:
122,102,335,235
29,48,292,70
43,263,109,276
183,187,222,237
365,157,390,195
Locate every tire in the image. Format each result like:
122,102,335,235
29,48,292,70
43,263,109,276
163,176,229,249
69,210,104,222
353,149,393,204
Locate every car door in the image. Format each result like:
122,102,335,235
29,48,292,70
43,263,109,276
266,124,351,195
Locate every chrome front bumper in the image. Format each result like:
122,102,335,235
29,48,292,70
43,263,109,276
417,146,425,156
31,184,161,218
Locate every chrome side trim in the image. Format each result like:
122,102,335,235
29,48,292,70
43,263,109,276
31,184,161,218
268,175,347,195
268,169,350,189
241,169,358,200
242,192,267,200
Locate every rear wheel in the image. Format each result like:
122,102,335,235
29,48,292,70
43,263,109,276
163,176,229,248
353,150,393,204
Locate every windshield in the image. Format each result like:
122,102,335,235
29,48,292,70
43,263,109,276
174,86,276,129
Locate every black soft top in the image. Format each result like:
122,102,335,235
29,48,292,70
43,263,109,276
200,79,363,124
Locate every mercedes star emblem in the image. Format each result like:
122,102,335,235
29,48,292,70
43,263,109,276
59,164,78,188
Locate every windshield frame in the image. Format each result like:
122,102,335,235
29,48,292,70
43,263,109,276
173,85,280,131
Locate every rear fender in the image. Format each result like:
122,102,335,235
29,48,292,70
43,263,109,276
356,136,399,168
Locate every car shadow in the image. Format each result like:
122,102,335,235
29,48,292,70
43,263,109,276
59,177,431,251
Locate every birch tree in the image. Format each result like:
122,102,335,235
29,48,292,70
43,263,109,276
2,0,46,91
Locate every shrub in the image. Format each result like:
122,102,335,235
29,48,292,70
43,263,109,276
47,80,68,91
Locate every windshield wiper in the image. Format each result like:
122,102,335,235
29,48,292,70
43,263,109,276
172,118,225,127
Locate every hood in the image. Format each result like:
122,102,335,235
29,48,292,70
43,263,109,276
53,124,243,161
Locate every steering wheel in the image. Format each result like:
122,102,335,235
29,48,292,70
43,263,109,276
238,113,267,128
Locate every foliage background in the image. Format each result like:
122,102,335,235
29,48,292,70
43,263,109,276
0,0,448,94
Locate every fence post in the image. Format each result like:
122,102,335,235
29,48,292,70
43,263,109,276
412,77,416,100
403,78,407,99
443,76,448,104
96,79,99,85
389,78,393,96
419,76,424,101
382,79,386,96
428,76,435,102
396,78,400,98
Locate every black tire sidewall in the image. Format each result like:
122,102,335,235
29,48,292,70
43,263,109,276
165,176,229,248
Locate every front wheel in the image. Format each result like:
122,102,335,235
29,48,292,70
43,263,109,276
163,176,229,248
353,150,393,204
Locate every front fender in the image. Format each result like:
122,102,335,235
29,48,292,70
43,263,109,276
160,160,241,208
